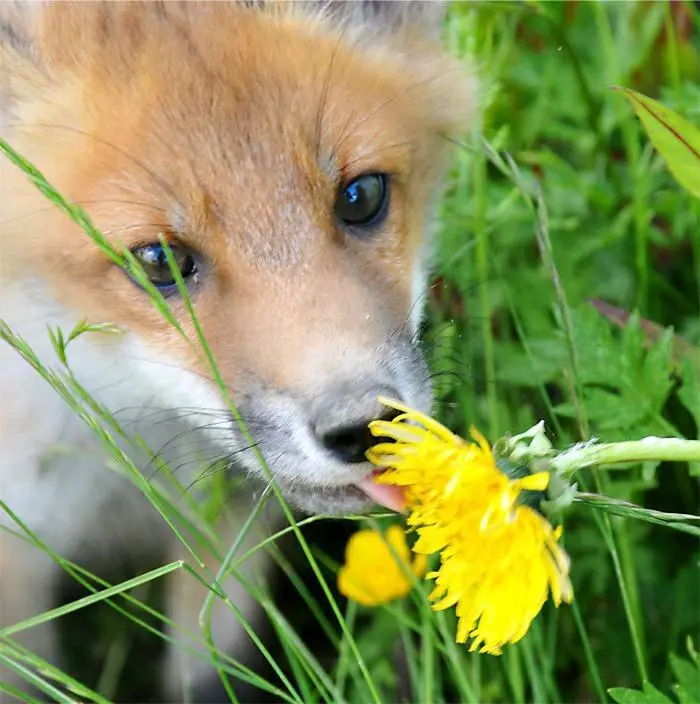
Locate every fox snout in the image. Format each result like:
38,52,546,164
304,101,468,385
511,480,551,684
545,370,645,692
221,332,431,514
313,385,401,465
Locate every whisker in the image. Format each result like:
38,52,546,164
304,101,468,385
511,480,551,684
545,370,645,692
74,349,220,386
112,406,231,427
101,222,174,239
142,422,238,481
2,122,178,203
182,445,258,494
0,199,167,229
330,67,463,165
340,140,416,172
142,412,267,482
314,28,347,160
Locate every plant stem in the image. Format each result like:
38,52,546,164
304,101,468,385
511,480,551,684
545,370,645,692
551,437,700,475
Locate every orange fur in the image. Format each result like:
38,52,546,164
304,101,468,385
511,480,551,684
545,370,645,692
0,2,476,699
2,1,473,390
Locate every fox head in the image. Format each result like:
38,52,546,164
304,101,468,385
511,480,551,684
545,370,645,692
0,1,475,513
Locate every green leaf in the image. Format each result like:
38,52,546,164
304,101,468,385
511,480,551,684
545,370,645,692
608,687,658,704
495,339,567,387
591,300,700,369
673,685,695,704
678,358,700,475
642,682,677,704
643,327,674,409
678,358,700,429
670,654,700,702
615,87,700,200
608,682,674,704
608,656,700,704
621,311,646,373
579,387,649,430
558,305,677,438
569,305,622,387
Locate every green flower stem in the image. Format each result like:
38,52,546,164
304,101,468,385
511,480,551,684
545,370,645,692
550,437,700,475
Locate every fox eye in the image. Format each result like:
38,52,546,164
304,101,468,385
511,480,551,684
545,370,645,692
335,174,388,229
130,243,197,291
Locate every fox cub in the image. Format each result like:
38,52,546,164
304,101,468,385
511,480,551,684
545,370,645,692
0,1,474,700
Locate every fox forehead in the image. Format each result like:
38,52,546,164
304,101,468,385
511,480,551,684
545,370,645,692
43,4,465,264
1,2,474,390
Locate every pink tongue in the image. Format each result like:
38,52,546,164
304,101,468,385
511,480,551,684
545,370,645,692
356,475,407,513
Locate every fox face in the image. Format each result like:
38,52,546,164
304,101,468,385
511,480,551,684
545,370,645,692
0,2,475,514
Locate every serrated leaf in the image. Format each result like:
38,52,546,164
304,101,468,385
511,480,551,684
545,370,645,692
581,387,649,430
621,310,645,373
609,657,700,704
615,87,700,200
495,339,567,387
591,300,700,369
642,682,676,704
678,358,700,430
570,306,622,387
670,654,700,701
609,688,645,704
564,305,681,437
643,327,675,409
608,685,673,704
673,684,695,704
678,358,700,475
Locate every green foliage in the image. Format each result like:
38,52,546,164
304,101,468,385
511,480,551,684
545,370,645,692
616,87,700,200
553,307,676,439
426,1,700,700
609,650,700,704
610,681,675,704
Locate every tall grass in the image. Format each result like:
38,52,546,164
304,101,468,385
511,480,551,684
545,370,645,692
1,2,698,702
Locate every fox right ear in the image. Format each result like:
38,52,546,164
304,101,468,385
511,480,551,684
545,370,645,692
0,3,55,126
319,0,448,43
1,3,34,122
0,2,40,57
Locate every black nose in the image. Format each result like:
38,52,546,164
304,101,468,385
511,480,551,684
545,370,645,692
319,408,401,464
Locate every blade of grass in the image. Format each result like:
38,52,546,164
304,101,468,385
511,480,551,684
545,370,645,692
334,602,357,697
503,646,525,703
397,610,421,703
0,641,106,704
520,633,548,704
593,3,652,315
0,562,183,639
570,599,607,703
421,598,437,704
160,239,382,704
531,618,562,703
258,597,339,704
529,176,649,683
195,488,302,704
0,509,289,699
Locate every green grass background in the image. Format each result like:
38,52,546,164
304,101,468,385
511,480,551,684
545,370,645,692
1,1,699,702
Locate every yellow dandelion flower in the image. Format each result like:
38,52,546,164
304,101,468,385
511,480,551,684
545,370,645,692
366,398,573,654
337,525,428,607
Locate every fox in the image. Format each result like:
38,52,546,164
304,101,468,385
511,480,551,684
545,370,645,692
0,1,475,700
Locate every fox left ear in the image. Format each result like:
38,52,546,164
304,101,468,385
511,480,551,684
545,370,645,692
320,0,448,42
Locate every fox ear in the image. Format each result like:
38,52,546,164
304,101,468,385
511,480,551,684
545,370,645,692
0,1,41,55
0,2,42,122
319,0,448,42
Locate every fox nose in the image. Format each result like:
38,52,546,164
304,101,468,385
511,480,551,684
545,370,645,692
314,387,402,464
